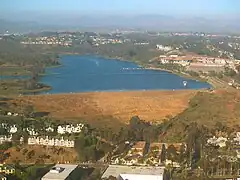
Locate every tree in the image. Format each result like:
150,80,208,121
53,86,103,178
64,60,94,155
186,122,199,167
178,144,187,167
27,150,35,160
0,142,13,150
167,145,177,162
129,116,151,141
128,50,136,57
161,144,167,163
224,67,236,77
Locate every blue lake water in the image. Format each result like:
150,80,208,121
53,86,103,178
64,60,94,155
38,55,211,94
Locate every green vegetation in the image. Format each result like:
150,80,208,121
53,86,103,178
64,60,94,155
0,39,60,95
162,90,240,142
0,40,60,74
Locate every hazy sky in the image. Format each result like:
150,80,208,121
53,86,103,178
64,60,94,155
1,0,240,18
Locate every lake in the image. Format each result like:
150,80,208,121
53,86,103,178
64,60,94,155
39,55,211,94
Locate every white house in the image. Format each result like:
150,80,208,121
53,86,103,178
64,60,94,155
27,136,74,148
0,135,12,144
9,125,18,134
207,136,228,147
0,123,7,128
26,128,38,136
57,126,66,135
165,159,181,168
57,124,84,134
46,126,54,132
233,132,240,144
156,45,172,52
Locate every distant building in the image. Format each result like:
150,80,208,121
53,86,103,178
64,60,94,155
57,124,84,134
158,55,192,66
156,45,172,52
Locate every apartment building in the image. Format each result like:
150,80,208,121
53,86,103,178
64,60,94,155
28,136,75,148
57,124,84,134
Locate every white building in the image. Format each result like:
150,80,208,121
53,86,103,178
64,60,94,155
26,128,38,136
57,124,84,134
214,58,226,65
233,132,240,144
9,125,18,134
0,123,7,128
0,135,12,144
46,126,54,132
156,45,172,52
207,136,228,147
28,136,74,148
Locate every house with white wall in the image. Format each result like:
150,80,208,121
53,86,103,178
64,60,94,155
46,126,54,132
0,135,12,144
57,124,84,134
207,136,228,147
26,128,38,136
9,125,18,134
27,136,74,148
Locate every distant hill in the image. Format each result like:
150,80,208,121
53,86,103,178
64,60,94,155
1,15,240,33
0,19,42,33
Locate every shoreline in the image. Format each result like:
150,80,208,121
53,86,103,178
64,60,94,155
31,89,208,96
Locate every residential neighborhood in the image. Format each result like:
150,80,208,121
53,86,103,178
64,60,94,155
111,141,185,167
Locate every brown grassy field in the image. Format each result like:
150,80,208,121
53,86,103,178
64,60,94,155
5,145,78,164
12,90,197,126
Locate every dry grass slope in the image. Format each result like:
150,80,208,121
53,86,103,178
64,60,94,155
5,145,78,164
163,89,240,142
12,90,197,124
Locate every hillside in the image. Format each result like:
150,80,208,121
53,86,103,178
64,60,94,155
163,89,240,141
5,145,78,164
11,90,196,128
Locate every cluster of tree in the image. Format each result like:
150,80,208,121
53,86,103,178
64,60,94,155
93,116,167,145
74,134,105,162
0,40,60,67
0,39,60,92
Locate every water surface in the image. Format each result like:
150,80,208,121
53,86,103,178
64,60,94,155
39,55,211,93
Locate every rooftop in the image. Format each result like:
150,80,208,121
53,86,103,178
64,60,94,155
102,165,164,179
41,164,78,180
165,143,184,152
119,174,163,180
132,141,146,149
150,143,163,148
